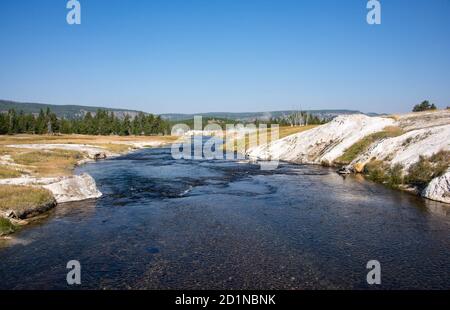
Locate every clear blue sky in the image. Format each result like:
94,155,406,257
1,0,449,114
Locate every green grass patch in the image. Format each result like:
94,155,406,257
336,126,404,165
0,217,16,236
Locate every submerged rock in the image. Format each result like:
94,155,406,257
337,166,352,175
422,171,450,204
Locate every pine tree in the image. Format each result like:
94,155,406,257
0,113,8,134
117,115,130,136
35,109,46,134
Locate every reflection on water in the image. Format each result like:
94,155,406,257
0,147,449,289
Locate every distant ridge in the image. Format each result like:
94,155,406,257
0,99,144,119
161,110,379,122
1,99,380,121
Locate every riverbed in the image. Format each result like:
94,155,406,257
1,146,449,289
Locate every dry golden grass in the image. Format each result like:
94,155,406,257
278,125,318,138
0,165,22,179
0,185,54,214
11,149,84,176
223,125,318,152
0,134,177,146
95,143,132,153
385,115,400,121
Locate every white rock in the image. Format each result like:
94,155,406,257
422,171,450,204
248,114,395,164
43,173,102,203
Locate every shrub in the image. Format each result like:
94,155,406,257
412,100,437,112
364,160,387,183
363,160,404,188
406,156,434,188
405,151,450,189
387,164,404,188
361,151,448,190
430,151,450,176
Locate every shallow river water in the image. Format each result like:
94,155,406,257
1,146,450,289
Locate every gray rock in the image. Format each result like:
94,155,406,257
94,153,107,160
5,210,17,219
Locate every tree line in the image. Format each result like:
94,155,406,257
0,108,170,136
268,112,326,126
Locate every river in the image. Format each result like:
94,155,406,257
1,145,449,289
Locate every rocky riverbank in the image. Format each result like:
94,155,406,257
248,110,450,204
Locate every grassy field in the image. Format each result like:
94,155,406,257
223,125,318,152
0,134,177,148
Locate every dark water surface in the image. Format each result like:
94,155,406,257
1,146,450,289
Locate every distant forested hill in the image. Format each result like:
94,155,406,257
0,99,144,120
1,99,380,122
161,110,378,122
